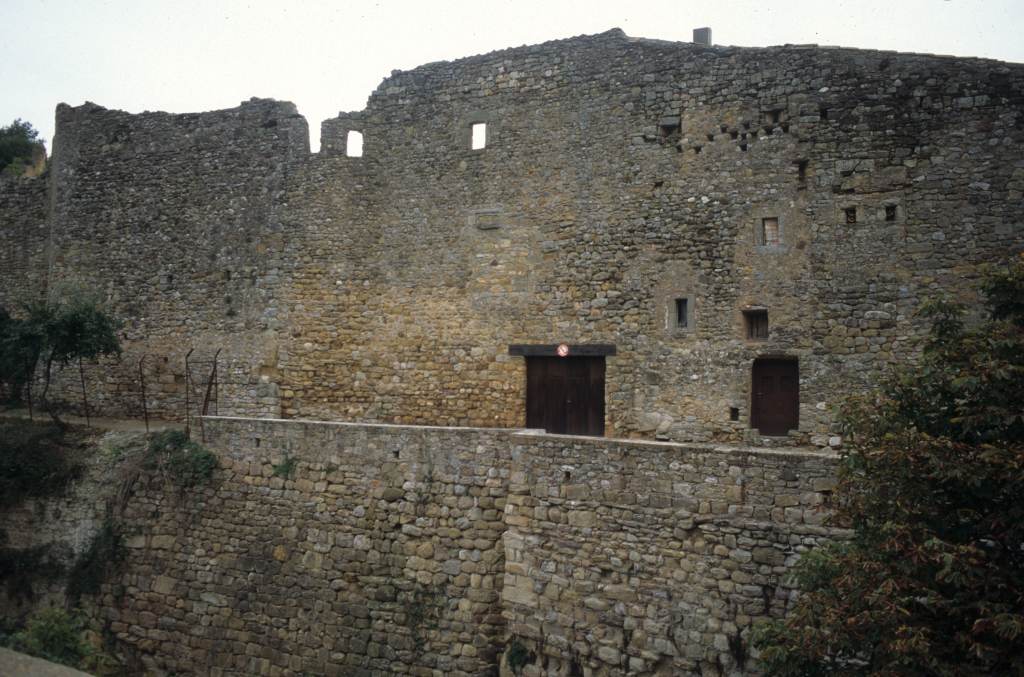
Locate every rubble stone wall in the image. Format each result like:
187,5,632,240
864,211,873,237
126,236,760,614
2,417,843,675
0,174,49,308
36,98,310,420
2,29,1023,444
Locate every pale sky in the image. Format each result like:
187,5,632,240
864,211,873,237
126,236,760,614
4,0,1023,152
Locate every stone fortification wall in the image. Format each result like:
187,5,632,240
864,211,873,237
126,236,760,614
0,174,49,308
3,29,1023,443
41,98,310,420
276,29,1024,443
2,417,843,675
502,435,840,675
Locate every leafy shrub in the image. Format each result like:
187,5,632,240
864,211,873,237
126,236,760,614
753,258,1024,675
272,455,298,479
0,420,82,508
506,638,533,674
144,429,218,488
4,607,91,668
66,519,125,603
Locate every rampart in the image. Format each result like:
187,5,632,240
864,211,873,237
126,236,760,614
2,417,842,675
1,29,1022,444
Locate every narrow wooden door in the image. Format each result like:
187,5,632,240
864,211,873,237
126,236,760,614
750,359,799,436
526,357,605,436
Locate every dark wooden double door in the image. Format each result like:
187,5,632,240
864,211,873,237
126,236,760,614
526,357,605,436
750,358,799,436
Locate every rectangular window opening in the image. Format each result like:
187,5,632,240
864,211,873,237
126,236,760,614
729,407,740,421
675,298,689,329
796,159,808,184
845,207,857,224
744,309,769,340
346,130,363,158
758,217,780,246
885,205,897,221
471,122,487,150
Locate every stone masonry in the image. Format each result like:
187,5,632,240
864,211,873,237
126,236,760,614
0,29,1021,444
2,417,843,676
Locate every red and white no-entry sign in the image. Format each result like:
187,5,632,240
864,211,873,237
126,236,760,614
556,343,570,357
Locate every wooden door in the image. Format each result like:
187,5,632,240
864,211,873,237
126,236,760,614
526,357,605,436
750,359,799,436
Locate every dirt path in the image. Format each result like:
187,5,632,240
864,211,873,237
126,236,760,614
0,408,183,433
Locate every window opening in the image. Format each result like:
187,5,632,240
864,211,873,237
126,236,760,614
471,123,487,150
758,217,780,246
744,309,769,340
675,298,689,329
796,159,808,184
346,130,363,157
729,407,740,421
845,207,857,224
885,205,897,221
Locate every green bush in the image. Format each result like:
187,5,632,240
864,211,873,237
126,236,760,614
272,455,298,479
145,429,218,488
0,420,82,508
5,607,91,668
752,258,1024,675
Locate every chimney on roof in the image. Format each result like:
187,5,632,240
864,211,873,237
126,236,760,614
693,27,712,46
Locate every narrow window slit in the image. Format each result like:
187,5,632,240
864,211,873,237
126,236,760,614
675,298,689,329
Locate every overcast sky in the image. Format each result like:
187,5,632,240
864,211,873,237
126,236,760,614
4,0,1024,152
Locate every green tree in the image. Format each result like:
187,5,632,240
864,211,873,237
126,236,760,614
0,295,121,425
753,256,1024,676
0,119,44,176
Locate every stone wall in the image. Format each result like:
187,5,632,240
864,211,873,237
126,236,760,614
502,435,840,675
39,98,309,420
0,173,49,308
1,417,844,676
2,29,1023,444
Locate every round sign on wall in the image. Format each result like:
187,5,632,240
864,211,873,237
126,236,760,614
556,343,570,357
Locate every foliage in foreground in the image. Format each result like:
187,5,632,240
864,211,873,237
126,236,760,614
0,420,83,508
0,607,122,674
753,258,1024,676
143,429,218,488
2,607,91,667
0,294,121,424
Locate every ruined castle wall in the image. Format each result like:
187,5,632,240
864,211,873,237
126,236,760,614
42,99,310,420
6,30,1024,442
2,417,841,676
0,174,49,308
278,31,1024,444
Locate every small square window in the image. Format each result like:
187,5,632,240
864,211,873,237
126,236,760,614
471,123,487,150
743,309,769,340
729,407,740,421
757,217,780,246
845,207,857,224
885,205,897,221
675,298,689,329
